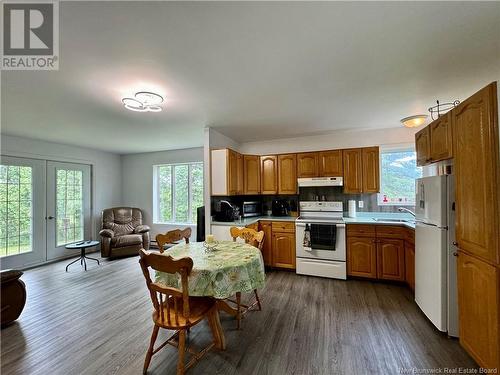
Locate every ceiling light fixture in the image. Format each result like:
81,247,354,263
400,115,428,128
122,91,164,112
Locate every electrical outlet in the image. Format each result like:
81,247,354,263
358,201,364,209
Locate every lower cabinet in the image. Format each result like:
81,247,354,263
457,251,500,369
347,237,377,278
272,232,296,269
258,221,273,267
405,241,415,291
377,238,405,281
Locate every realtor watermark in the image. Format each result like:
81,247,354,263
399,367,498,374
1,1,59,70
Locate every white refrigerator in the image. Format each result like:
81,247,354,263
415,175,459,337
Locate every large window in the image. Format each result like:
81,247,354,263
154,163,204,224
0,165,33,257
378,148,422,206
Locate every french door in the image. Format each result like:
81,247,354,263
0,157,91,269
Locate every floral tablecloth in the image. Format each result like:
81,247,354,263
154,241,266,299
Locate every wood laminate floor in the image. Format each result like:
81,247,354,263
1,255,476,375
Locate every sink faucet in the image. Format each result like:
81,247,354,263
398,207,416,217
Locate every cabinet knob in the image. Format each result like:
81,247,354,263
452,252,458,257
452,241,458,246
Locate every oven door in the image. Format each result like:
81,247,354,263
296,222,346,261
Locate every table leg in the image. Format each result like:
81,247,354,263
65,256,82,272
207,307,226,350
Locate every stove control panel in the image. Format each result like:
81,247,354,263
299,201,343,212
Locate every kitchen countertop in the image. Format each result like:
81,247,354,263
211,215,297,226
343,212,416,229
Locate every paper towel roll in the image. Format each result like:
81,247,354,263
348,200,357,218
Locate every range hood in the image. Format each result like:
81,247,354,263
297,177,343,187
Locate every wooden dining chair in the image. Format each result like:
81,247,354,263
156,228,192,253
139,249,224,375
229,226,265,329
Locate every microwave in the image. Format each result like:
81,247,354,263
242,201,262,218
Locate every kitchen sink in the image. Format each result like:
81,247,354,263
372,218,414,223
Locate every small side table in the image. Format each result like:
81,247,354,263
65,241,100,272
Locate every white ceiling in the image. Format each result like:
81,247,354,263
2,1,499,154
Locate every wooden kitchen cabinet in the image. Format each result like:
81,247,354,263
227,149,239,195
260,155,278,194
457,251,500,369
272,231,296,269
318,150,343,177
347,236,377,278
210,148,242,196
415,127,431,166
343,148,363,193
429,112,453,162
297,152,318,177
236,152,244,195
453,83,499,265
405,241,415,292
258,221,273,267
362,147,380,193
377,238,405,281
277,154,297,194
243,155,260,195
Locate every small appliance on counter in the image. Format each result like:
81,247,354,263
348,200,357,218
272,199,290,216
241,201,262,218
213,200,237,222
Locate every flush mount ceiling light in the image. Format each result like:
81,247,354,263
122,91,164,112
400,115,428,128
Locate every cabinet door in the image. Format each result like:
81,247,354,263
297,152,318,177
272,232,296,269
258,221,273,267
405,241,415,291
227,149,239,195
343,149,363,193
453,83,499,264
347,236,377,278
457,251,499,369
260,155,278,195
278,154,297,194
429,112,453,162
318,150,343,177
243,155,260,195
415,127,431,166
362,147,380,193
237,152,244,195
377,238,405,281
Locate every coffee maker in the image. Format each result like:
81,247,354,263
272,199,290,216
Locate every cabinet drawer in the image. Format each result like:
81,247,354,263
405,228,415,244
347,224,376,237
272,221,295,233
376,225,407,239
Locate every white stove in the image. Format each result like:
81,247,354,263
295,201,346,280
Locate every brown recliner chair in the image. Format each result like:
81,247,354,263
99,207,150,258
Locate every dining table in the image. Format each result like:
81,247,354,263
154,240,266,347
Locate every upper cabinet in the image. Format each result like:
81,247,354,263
343,148,363,193
243,155,260,195
453,83,499,265
430,112,453,162
278,154,297,194
416,112,454,166
211,148,241,196
415,127,431,166
260,155,278,195
362,147,380,193
228,149,241,195
318,150,343,177
296,152,318,178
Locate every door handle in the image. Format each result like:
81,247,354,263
46,216,55,220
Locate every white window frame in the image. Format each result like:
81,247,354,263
153,162,203,225
377,144,420,207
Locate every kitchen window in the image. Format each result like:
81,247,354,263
377,148,422,206
154,163,204,224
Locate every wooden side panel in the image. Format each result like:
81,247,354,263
258,221,273,267
343,148,363,194
243,155,260,195
278,154,297,194
318,150,343,177
415,127,431,166
457,251,499,369
405,241,415,292
376,239,405,281
297,152,319,178
453,83,499,264
429,112,453,162
272,232,296,269
260,155,278,195
347,236,377,278
361,147,380,193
